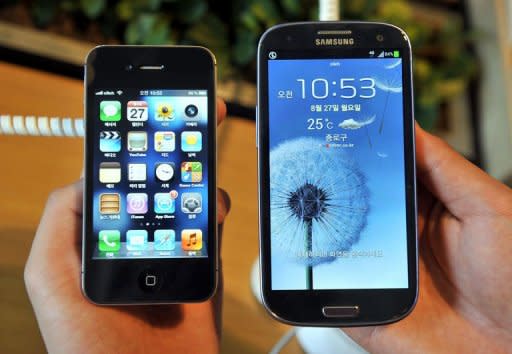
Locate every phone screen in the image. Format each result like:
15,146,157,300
268,51,409,290
91,89,209,260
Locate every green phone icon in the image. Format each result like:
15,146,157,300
100,101,121,121
99,230,121,252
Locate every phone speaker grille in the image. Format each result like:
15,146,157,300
317,30,352,35
139,65,165,70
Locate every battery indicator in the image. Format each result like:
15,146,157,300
393,50,400,58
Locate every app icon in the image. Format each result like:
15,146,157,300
128,163,146,182
127,131,148,152
127,101,148,121
98,230,120,252
99,193,120,214
100,101,121,122
154,131,175,152
154,193,175,214
99,131,121,152
155,103,175,121
155,163,174,182
184,104,199,120
181,192,202,214
154,230,176,251
181,131,202,152
181,162,202,183
126,193,148,214
99,162,121,183
126,230,148,251
181,229,203,251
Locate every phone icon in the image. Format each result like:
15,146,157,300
98,230,120,252
181,229,202,251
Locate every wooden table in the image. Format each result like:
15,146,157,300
0,61,302,353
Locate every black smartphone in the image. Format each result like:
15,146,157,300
257,22,418,326
82,46,217,304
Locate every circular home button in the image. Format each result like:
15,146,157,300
138,268,162,292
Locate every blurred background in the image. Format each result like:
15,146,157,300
0,0,511,353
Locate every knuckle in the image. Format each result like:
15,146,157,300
217,188,231,221
45,186,69,208
23,259,39,295
44,181,82,212
218,188,231,211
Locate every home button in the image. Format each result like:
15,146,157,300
322,306,360,318
138,268,162,292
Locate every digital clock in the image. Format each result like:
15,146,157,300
296,78,376,99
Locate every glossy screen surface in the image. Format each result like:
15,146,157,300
91,89,209,260
268,56,409,290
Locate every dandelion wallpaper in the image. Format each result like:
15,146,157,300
268,57,409,290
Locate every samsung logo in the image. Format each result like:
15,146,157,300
315,38,355,46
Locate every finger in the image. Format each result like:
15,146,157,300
342,327,378,352
25,180,83,294
416,183,435,238
30,180,83,250
216,98,227,126
415,124,512,218
212,188,229,336
217,187,231,224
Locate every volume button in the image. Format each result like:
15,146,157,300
255,105,259,149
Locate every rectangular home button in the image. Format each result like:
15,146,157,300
322,306,360,318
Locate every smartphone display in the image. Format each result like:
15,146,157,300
258,22,417,325
83,46,217,304
269,57,407,290
92,91,208,260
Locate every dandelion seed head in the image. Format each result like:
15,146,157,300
270,137,370,266
288,182,328,221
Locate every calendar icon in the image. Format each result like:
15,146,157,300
127,101,148,121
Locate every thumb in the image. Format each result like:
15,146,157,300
415,124,511,218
